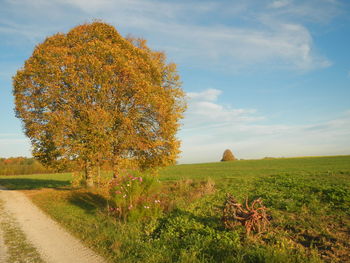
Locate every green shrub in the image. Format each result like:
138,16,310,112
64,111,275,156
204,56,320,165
109,170,161,221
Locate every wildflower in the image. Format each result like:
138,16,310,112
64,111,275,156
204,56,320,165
110,181,119,186
138,177,143,182
126,184,130,187
115,191,121,194
123,194,127,198
128,205,133,210
154,200,161,203
144,206,150,209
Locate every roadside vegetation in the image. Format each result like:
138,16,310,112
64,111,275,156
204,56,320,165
1,156,349,262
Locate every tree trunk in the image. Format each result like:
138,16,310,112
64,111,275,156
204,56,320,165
97,165,101,186
112,157,118,178
85,165,94,188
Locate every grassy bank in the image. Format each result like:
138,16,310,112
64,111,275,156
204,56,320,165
1,156,350,262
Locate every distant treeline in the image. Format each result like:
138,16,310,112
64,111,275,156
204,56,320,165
0,157,53,175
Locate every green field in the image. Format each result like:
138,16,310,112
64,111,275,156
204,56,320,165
1,156,350,262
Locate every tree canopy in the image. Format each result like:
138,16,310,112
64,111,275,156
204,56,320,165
13,22,186,186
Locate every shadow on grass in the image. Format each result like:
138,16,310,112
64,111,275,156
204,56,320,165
68,191,108,214
177,208,221,228
0,178,70,190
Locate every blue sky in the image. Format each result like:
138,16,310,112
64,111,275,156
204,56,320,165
0,0,349,163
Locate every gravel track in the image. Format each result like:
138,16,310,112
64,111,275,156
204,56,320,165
0,224,7,262
0,187,106,263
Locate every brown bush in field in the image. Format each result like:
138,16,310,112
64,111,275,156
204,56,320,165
221,149,236,161
222,194,270,235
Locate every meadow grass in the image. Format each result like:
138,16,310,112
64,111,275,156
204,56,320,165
0,155,349,262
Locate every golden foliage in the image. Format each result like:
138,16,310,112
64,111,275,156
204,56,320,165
13,22,186,182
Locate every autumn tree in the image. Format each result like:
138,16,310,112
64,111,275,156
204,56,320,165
221,149,236,161
13,22,186,187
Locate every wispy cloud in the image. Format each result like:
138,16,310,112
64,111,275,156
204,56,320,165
270,0,291,9
183,89,262,131
266,0,342,24
0,0,341,72
1,0,347,162
179,89,350,163
164,20,331,71
187,89,222,102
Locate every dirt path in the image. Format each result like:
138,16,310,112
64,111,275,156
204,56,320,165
0,186,9,263
0,226,7,262
0,187,106,263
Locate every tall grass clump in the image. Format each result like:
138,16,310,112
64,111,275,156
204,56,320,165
108,170,161,222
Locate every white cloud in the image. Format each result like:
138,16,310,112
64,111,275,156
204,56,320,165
178,89,350,163
266,0,342,24
183,89,261,131
109,12,331,71
0,0,346,162
0,0,339,71
187,89,221,102
270,0,291,9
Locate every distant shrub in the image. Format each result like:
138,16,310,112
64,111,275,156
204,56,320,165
0,157,53,175
263,157,276,160
221,149,236,161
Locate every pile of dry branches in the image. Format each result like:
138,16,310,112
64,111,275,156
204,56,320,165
222,194,270,235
